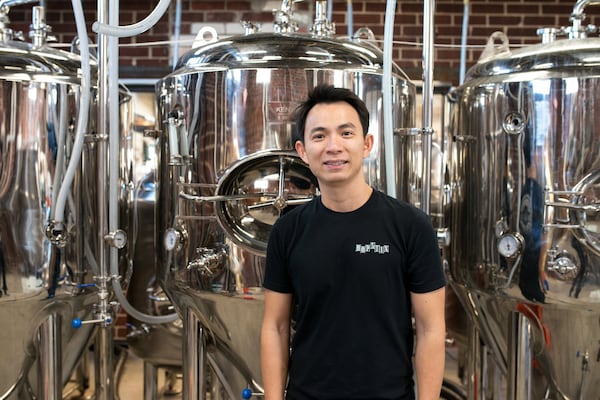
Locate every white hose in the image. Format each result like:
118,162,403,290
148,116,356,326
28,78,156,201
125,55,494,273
459,0,470,84
382,0,397,198
54,0,91,228
172,0,182,69
104,0,179,324
108,0,120,281
92,0,171,38
50,86,67,220
346,0,353,38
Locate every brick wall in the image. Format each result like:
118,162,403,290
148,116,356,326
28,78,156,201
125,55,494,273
4,0,593,84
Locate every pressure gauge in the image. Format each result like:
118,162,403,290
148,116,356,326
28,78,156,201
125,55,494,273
164,227,186,251
497,233,524,259
105,229,127,249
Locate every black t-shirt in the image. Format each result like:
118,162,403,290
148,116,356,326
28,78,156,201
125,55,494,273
264,190,446,400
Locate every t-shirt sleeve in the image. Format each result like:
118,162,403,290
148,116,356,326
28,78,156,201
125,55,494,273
406,208,446,293
263,220,294,293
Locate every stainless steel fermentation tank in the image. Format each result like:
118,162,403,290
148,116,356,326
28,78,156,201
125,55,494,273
0,3,100,399
124,87,183,396
447,1,600,398
156,4,415,397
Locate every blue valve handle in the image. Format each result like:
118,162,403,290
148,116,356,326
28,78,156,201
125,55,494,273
72,316,112,329
77,283,96,289
241,388,253,399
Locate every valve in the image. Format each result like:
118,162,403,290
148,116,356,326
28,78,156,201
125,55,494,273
72,315,112,329
241,387,263,399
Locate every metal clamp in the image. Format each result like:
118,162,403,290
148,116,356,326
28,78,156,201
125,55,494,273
394,127,435,136
45,220,68,248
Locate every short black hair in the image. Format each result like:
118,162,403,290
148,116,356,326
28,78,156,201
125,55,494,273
292,84,370,143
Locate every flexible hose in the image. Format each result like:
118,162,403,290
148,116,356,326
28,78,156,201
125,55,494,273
54,0,91,228
92,0,170,38
382,0,397,198
346,0,353,38
172,0,182,70
50,86,67,220
459,0,470,84
103,0,179,324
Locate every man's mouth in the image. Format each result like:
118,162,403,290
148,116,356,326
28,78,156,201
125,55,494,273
324,160,347,166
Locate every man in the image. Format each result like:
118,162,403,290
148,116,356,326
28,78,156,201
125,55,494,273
260,85,446,400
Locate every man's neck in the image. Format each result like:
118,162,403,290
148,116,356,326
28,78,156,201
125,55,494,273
319,182,373,212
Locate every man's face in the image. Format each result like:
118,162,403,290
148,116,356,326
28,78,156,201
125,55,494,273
295,101,373,189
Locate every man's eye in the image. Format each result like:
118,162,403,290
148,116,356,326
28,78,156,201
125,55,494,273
342,131,353,136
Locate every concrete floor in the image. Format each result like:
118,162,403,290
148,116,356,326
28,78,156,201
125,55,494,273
66,344,465,399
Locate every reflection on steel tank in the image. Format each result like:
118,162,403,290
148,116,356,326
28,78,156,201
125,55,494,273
0,3,100,399
155,0,415,397
124,88,184,392
446,1,600,398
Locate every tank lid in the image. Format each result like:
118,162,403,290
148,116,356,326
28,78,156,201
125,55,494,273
0,40,87,83
466,34,600,81
170,32,408,80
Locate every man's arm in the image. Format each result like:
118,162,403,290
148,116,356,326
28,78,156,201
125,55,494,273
411,286,446,400
261,289,293,400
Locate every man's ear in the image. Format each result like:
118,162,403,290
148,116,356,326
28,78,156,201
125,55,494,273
295,140,309,164
363,133,374,158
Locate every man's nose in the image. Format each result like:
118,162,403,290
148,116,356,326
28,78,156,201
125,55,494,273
325,134,342,151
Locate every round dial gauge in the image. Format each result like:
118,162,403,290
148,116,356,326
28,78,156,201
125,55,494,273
164,228,180,251
112,230,127,249
497,233,523,258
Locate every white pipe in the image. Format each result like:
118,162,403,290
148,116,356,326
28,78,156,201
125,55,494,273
382,0,396,198
111,280,179,324
172,0,182,69
346,0,353,38
108,0,120,292
421,0,435,215
50,86,67,220
92,0,170,38
459,0,469,84
54,0,91,227
104,0,179,325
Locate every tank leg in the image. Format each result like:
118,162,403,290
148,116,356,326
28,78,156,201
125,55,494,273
37,312,61,399
143,361,158,400
465,320,480,400
94,325,116,400
183,308,206,399
507,312,532,400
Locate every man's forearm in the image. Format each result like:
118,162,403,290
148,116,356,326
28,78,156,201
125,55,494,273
414,333,446,400
260,329,289,400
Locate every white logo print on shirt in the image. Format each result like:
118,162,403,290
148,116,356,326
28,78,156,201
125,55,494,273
355,242,390,254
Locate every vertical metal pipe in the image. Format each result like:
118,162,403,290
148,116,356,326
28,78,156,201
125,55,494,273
143,362,158,400
95,0,114,399
465,321,479,400
37,313,61,400
507,312,532,400
183,308,205,399
421,0,435,214
94,326,115,399
382,0,396,198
